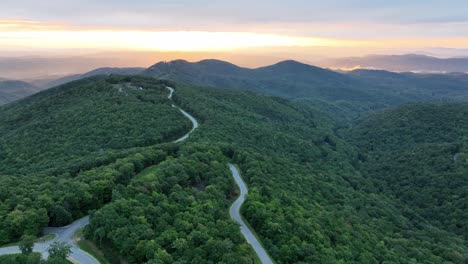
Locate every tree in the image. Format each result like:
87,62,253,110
47,241,71,260
49,205,72,227
19,235,35,255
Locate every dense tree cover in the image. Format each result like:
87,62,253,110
0,75,191,176
85,144,257,263
0,75,191,244
350,103,468,243
348,69,468,101
19,235,35,254
144,59,468,119
1,74,467,263
171,84,468,263
0,144,173,244
0,253,42,264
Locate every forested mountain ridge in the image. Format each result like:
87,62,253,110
165,84,467,263
4,59,468,120
144,59,398,108
0,75,198,249
350,103,468,244
348,69,468,101
0,75,191,176
0,75,467,263
40,67,145,89
144,59,468,119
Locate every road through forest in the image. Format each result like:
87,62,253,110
0,86,271,263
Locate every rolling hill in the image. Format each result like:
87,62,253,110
0,65,468,264
37,67,145,88
0,74,467,263
7,59,468,119
0,68,145,107
348,69,468,100
145,59,468,119
350,103,468,243
0,75,190,176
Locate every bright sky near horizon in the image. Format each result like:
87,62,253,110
1,0,468,58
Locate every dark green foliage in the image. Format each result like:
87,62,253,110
19,235,35,255
145,59,468,119
350,103,468,242
0,75,191,176
171,84,468,263
1,74,467,263
0,253,41,264
85,144,257,263
0,75,190,244
0,145,172,244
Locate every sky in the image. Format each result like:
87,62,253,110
1,0,468,68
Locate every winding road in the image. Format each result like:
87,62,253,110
0,216,96,263
229,164,274,264
166,87,199,143
0,86,271,263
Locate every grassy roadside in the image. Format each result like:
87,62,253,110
74,228,113,264
134,164,159,180
76,240,111,264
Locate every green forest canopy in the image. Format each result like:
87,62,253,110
0,75,466,263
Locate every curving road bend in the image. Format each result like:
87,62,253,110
0,87,199,264
229,164,274,264
166,87,199,143
1,87,272,264
0,87,200,263
169,88,272,262
0,216,97,263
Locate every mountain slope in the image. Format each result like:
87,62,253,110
0,80,40,105
0,76,467,263
144,59,468,119
166,84,467,263
40,67,145,88
0,75,190,176
348,69,468,101
145,59,377,100
350,103,468,243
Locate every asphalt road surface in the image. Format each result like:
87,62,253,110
229,164,274,264
0,216,98,263
166,86,199,143
0,86,199,264
1,87,272,264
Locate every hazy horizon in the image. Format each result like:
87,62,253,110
1,1,468,79
2,1,468,62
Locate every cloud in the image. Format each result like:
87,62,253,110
2,0,468,27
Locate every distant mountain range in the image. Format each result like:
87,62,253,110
144,59,468,118
3,58,468,118
320,54,468,73
0,80,41,105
